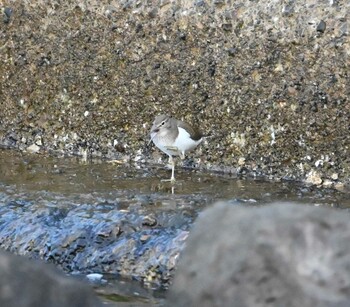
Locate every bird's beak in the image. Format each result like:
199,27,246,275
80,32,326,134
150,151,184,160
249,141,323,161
149,129,157,145
151,127,159,133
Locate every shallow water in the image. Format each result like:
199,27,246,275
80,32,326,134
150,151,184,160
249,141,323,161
0,149,349,305
0,150,348,209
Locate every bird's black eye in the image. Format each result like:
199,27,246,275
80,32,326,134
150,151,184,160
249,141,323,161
161,121,165,126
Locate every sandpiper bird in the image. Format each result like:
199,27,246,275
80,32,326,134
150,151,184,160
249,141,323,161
150,114,203,182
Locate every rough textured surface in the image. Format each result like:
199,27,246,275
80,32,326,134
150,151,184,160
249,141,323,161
0,199,191,290
167,202,350,307
0,249,102,307
0,1,349,188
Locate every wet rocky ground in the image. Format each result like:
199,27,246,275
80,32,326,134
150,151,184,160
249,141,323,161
0,149,349,305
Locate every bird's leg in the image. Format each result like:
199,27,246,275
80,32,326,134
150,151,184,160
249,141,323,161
179,151,185,160
161,156,176,183
170,156,176,182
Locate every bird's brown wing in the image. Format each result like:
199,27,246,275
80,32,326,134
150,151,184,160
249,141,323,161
176,120,203,141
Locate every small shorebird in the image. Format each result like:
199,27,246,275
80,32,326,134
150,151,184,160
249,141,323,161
150,114,203,182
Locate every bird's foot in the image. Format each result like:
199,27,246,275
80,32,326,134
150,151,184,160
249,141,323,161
161,177,176,184
107,159,125,165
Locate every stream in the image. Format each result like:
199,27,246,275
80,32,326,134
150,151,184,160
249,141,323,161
0,149,348,305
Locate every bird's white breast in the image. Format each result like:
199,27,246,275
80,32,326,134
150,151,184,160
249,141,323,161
173,127,202,154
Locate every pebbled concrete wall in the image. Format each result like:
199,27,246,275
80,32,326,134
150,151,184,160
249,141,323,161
0,0,349,188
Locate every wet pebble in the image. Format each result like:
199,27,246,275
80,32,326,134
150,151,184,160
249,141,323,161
142,215,157,227
26,144,41,154
86,273,106,283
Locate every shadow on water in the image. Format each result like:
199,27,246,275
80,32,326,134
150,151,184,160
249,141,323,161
0,149,349,305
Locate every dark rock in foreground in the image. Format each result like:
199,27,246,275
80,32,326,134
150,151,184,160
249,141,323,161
0,249,102,307
167,202,350,307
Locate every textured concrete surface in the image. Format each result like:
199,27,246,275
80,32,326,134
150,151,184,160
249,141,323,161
0,0,349,188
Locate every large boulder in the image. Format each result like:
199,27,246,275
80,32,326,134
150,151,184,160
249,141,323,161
167,203,350,307
0,250,102,307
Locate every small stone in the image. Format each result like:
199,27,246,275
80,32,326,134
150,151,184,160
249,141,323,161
142,215,157,226
140,234,151,243
322,179,333,188
305,170,323,185
222,23,232,31
316,20,326,33
178,32,186,40
148,8,158,18
194,0,207,7
3,7,13,23
334,182,345,191
86,273,104,282
35,138,43,146
26,144,41,154
227,48,237,57
331,173,338,180
238,157,246,166
282,4,294,16
314,159,323,167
